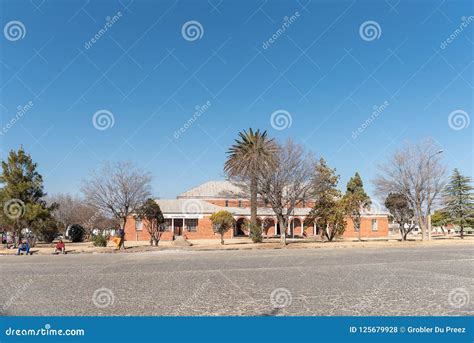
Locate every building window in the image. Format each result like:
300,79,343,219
225,200,229,207
135,219,143,231
185,219,198,232
372,219,378,231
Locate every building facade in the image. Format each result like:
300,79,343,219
124,181,389,241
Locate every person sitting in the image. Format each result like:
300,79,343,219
54,239,66,254
17,240,30,255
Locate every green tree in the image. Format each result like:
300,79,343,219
431,209,450,234
0,148,53,244
210,210,235,245
137,198,165,246
68,224,85,242
384,192,415,240
343,172,371,241
307,158,347,242
224,129,277,230
443,169,473,239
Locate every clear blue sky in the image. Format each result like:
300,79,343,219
0,0,472,200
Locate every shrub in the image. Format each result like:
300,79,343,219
68,224,85,242
92,234,108,247
247,222,263,243
35,220,60,243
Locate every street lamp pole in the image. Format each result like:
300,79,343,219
426,150,443,241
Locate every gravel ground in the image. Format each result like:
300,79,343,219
1,244,472,316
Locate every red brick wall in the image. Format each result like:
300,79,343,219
342,216,389,238
204,199,315,209
124,216,233,241
301,216,389,239
124,214,388,241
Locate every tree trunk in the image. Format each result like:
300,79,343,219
250,177,257,226
220,233,224,245
460,226,464,239
417,216,426,241
402,231,408,241
356,217,361,242
279,218,286,246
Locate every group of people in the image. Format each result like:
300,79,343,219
16,239,66,255
14,229,126,255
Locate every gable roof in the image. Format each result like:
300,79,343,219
177,180,248,199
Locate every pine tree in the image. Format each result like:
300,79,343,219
343,172,371,241
0,147,53,243
443,169,473,239
307,158,347,241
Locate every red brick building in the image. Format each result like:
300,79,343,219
124,181,389,241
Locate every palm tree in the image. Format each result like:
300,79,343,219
224,129,277,227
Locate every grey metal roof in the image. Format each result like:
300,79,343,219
177,180,248,199
155,199,223,214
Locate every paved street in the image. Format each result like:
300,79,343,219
1,244,473,316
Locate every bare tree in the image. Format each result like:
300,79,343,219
49,193,118,238
81,161,152,233
373,139,446,240
256,139,315,245
47,193,81,232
